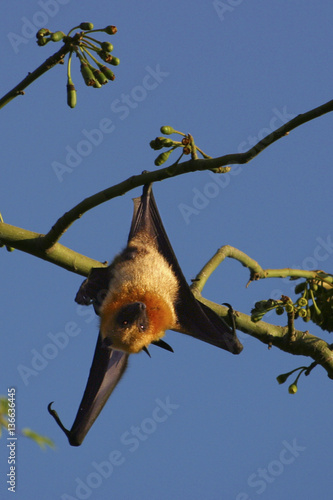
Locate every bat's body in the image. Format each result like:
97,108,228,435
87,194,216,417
48,184,243,446
99,230,178,353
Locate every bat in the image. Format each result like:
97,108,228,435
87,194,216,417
48,183,243,446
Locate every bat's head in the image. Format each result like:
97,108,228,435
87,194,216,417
99,291,177,354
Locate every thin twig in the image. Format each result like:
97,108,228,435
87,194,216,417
41,99,333,247
0,45,71,109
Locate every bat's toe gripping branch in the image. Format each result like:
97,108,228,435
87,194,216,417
222,303,237,336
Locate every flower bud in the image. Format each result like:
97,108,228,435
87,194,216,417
298,308,307,318
161,138,174,147
104,25,117,35
100,42,114,52
304,309,311,322
80,22,94,31
97,50,113,63
276,373,290,384
160,126,175,135
250,311,265,322
275,306,284,315
285,303,294,313
99,65,115,80
150,139,163,150
37,37,50,46
154,150,173,166
297,297,308,307
109,56,120,66
80,62,96,86
93,68,108,85
149,137,168,150
67,83,77,108
288,384,298,394
51,31,65,42
36,28,50,39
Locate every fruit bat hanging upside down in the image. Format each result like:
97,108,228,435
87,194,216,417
48,183,243,446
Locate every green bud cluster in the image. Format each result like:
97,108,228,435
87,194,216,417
251,299,280,322
150,127,196,166
276,365,308,395
150,126,213,167
150,137,175,150
294,276,333,331
35,21,120,108
250,282,331,327
36,28,65,46
149,134,184,166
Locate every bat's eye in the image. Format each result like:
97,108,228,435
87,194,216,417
116,302,149,331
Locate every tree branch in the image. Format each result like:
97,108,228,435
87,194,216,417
40,98,333,248
192,244,333,290
0,222,104,276
197,296,333,380
0,45,71,109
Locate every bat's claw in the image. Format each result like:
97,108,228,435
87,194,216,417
222,303,237,335
48,402,71,439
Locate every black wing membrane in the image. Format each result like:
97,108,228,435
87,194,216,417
48,335,128,446
49,183,241,446
130,184,243,354
49,269,128,446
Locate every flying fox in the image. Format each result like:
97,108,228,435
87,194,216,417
48,184,243,446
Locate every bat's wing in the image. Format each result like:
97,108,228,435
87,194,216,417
75,266,111,314
48,335,128,446
130,184,243,354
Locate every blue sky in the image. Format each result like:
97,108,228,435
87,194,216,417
1,1,333,499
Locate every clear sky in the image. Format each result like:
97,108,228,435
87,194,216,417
1,1,333,499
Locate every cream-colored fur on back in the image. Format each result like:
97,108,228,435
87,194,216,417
105,233,179,309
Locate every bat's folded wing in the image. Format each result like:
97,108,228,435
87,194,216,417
48,335,128,446
131,184,243,354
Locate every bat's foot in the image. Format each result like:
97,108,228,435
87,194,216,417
222,303,237,336
48,402,71,439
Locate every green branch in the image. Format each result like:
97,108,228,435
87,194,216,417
39,98,333,247
198,297,333,380
0,222,104,276
0,45,71,109
192,244,333,290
